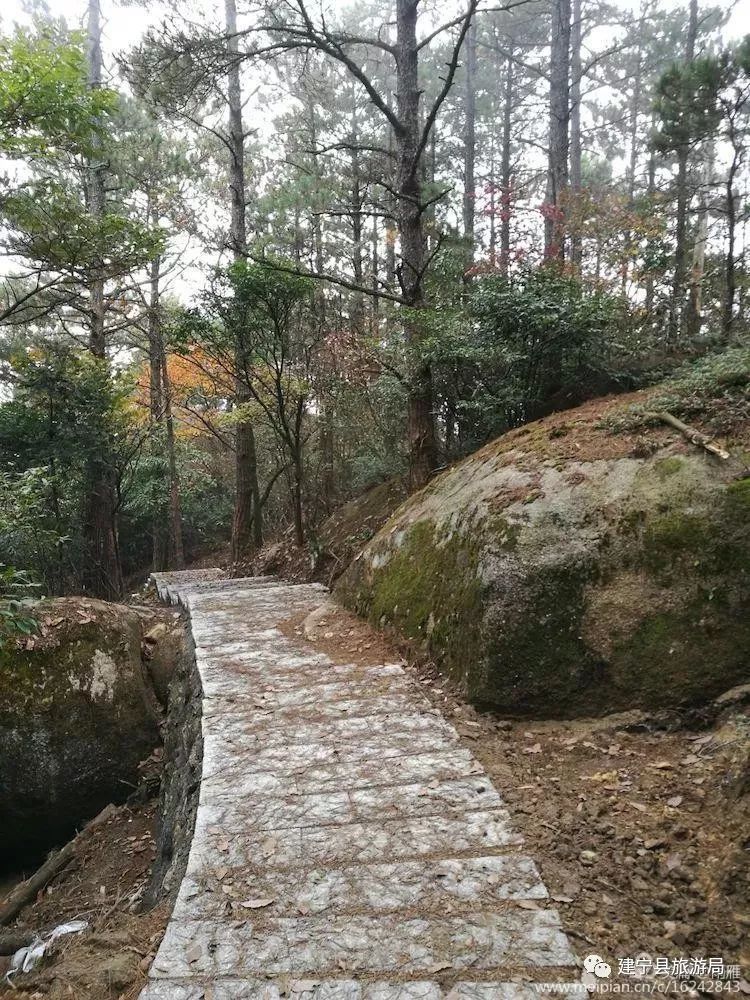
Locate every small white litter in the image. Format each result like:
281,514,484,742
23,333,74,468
6,919,89,982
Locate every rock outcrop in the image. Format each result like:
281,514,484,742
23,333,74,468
338,388,750,718
0,599,161,860
141,619,186,706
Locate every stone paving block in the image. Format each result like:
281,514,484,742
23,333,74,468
189,808,522,871
201,728,460,777
140,980,557,999
200,674,417,709
201,748,481,797
198,660,407,694
446,987,553,999
202,692,419,722
201,672,416,708
296,809,524,867
196,632,283,656
151,910,573,978
200,711,456,751
297,747,480,793
199,777,503,829
174,854,546,920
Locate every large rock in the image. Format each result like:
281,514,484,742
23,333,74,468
0,598,161,860
338,396,750,717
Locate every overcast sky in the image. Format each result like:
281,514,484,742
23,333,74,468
3,0,747,63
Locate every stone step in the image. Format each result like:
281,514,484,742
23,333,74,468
202,723,460,774
140,979,565,999
150,910,573,979
173,854,547,921
200,747,482,797
190,808,523,871
199,776,505,830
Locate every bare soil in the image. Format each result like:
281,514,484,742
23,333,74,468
295,601,750,986
0,802,168,1000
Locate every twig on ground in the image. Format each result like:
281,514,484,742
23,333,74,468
648,410,730,460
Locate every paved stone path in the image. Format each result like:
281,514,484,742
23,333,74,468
142,571,577,999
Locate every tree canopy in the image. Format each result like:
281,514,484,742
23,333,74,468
0,0,748,597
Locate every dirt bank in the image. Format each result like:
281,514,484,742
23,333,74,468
0,800,168,1000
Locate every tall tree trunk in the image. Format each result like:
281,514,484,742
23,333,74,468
500,49,514,275
147,220,184,571
723,144,740,337
385,131,397,292
622,7,645,296
304,94,334,516
427,126,438,254
371,214,380,332
292,448,304,548
350,108,365,329
686,156,711,339
161,350,185,569
83,0,123,600
226,0,262,561
463,18,477,272
489,140,497,267
395,0,437,490
686,194,708,338
645,117,657,315
667,0,698,346
148,236,168,573
569,0,583,271
545,0,571,261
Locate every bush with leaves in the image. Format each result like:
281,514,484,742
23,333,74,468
0,564,39,650
428,266,630,450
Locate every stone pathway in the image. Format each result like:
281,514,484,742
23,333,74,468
142,572,577,999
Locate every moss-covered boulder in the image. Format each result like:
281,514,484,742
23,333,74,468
0,598,161,860
337,378,750,717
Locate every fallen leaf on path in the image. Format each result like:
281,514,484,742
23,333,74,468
240,896,276,909
185,944,202,964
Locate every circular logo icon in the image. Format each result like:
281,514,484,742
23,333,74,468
583,954,612,978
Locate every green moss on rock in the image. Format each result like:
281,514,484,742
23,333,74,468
338,442,750,718
343,521,485,686
653,456,684,478
608,593,750,708
475,561,599,713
